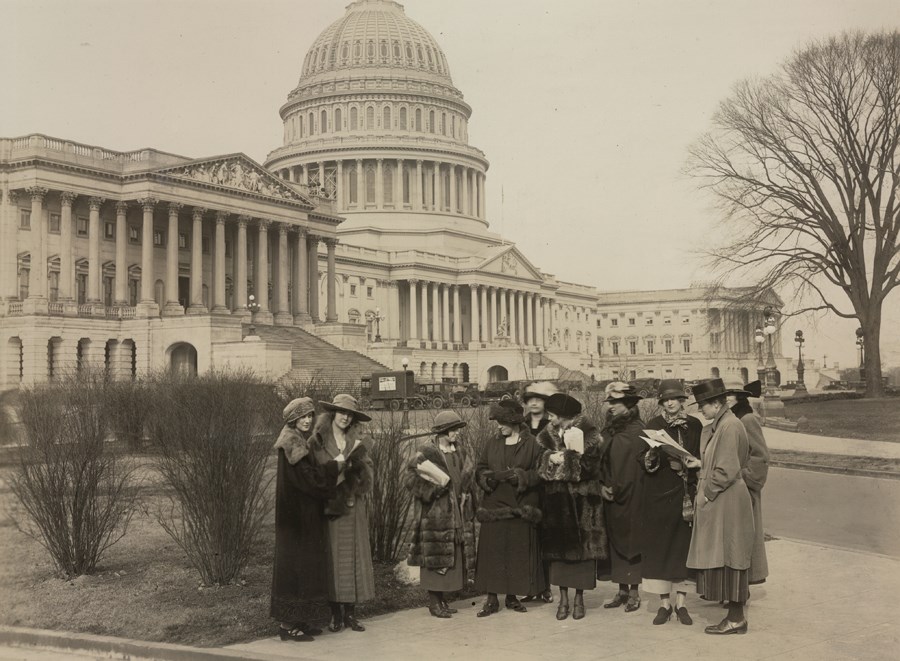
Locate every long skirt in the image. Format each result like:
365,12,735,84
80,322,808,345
326,504,375,603
597,545,641,585
475,519,543,596
696,566,749,603
420,544,465,592
549,560,596,590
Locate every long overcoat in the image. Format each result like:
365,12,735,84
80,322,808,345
600,407,646,561
404,440,477,583
474,428,544,524
733,399,770,583
686,406,755,571
639,414,702,582
270,426,339,622
535,415,609,562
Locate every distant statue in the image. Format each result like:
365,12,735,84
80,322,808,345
496,315,509,338
550,328,560,346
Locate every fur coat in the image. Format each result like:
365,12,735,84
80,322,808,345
404,440,477,582
535,415,609,561
475,426,544,525
600,406,646,560
308,413,374,519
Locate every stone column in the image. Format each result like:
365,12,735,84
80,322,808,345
478,173,486,220
25,187,48,303
499,288,508,339
537,297,545,349
525,293,534,347
324,237,338,323
355,159,363,206
441,284,450,343
509,291,519,345
235,216,249,316
0,191,13,299
449,165,457,213
385,281,398,340
336,160,344,210
188,207,207,314
273,224,291,323
462,168,470,216
113,201,128,304
254,220,270,321
470,285,479,344
163,202,182,314
307,235,320,322
408,279,419,342
87,197,106,305
480,285,489,343
213,211,229,314
317,161,326,195
301,164,308,187
395,159,403,207
452,285,461,344
472,173,479,219
60,192,77,301
415,160,423,211
434,161,443,211
375,158,384,209
489,286,497,341
420,278,429,340
293,229,309,322
431,282,441,342
138,197,157,305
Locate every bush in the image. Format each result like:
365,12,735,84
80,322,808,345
145,370,279,585
105,378,151,451
367,413,415,563
8,372,139,576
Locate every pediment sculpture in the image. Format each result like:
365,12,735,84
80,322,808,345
162,158,305,202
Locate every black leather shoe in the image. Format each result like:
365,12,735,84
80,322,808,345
705,617,748,635
344,615,366,632
521,594,537,603
278,627,314,642
505,597,527,613
652,606,672,625
440,600,458,614
675,606,693,625
540,589,554,603
327,616,344,633
556,601,570,620
428,605,451,619
604,592,629,609
296,622,323,636
625,595,641,613
572,595,585,620
476,600,500,617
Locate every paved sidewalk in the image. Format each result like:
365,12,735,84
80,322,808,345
762,427,900,459
228,539,899,661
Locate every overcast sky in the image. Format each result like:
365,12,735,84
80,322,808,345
3,0,898,369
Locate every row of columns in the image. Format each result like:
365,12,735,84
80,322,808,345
279,159,486,219
1,187,339,323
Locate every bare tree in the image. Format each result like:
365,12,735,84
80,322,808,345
689,32,900,397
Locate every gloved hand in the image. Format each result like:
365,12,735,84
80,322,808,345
481,470,498,492
506,471,519,486
668,458,684,472
600,485,615,502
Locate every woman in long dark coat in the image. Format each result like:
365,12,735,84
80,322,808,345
686,378,755,635
405,411,477,618
474,400,546,616
598,381,645,613
308,394,376,633
640,380,702,626
270,397,333,642
724,379,769,586
536,393,608,621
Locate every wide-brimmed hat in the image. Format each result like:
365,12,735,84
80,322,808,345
489,400,526,426
722,377,750,398
283,397,315,424
657,379,688,403
523,381,558,402
320,393,372,422
692,378,728,404
604,381,642,406
545,392,582,418
432,410,467,435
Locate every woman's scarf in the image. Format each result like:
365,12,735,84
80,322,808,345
662,410,689,437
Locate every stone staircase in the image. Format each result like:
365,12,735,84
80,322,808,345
532,353,592,385
251,325,390,392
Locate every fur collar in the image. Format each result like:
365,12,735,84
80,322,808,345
273,426,311,464
310,412,368,455
603,405,642,436
537,414,599,452
731,398,753,419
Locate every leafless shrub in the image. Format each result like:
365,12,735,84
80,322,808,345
145,370,279,585
8,372,139,577
367,412,415,562
104,378,151,451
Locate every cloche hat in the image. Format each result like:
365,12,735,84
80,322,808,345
545,392,582,418
283,397,315,424
320,393,372,422
489,400,526,426
432,410,467,435
523,381,558,402
657,379,688,403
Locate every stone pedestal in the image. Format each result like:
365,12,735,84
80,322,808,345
759,395,785,419
162,302,185,317
135,302,160,319
21,298,49,316
273,311,294,326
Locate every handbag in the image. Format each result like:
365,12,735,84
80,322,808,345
681,475,694,525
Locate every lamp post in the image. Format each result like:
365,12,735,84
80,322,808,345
856,327,866,384
374,307,384,343
401,356,410,429
794,330,806,392
763,306,778,395
754,325,766,383
246,294,261,336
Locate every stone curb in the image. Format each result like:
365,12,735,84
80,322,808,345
0,626,286,661
769,459,900,480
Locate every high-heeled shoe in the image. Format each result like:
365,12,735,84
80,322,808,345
476,599,500,617
604,592,628,609
705,617,747,635
343,615,366,632
624,594,641,613
572,595,585,620
556,601,570,620
652,606,672,625
675,606,693,625
327,616,344,633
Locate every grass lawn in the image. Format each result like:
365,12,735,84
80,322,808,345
0,461,429,647
784,397,900,443
769,448,900,475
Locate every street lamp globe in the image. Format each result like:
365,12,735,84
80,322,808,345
401,356,409,371
754,326,765,344
763,307,777,335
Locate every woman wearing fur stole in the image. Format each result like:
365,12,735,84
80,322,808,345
309,394,376,633
404,411,477,619
270,397,332,642
535,393,608,621
598,382,646,613
473,400,546,617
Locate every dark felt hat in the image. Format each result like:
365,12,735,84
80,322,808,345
656,379,688,402
489,400,526,426
545,393,582,418
691,378,728,404
320,394,372,422
431,410,467,435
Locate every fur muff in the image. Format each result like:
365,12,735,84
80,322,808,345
475,504,542,524
309,413,374,519
405,441,477,581
536,416,609,561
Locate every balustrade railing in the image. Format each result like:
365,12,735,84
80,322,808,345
48,302,64,315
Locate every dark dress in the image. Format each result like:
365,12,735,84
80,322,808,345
420,451,466,591
270,427,339,623
474,430,545,596
639,414,702,591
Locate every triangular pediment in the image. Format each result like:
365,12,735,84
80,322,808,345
472,244,543,281
153,154,314,208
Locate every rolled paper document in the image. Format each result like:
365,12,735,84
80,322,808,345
563,427,585,454
417,459,450,487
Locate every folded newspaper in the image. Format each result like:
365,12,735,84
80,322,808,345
416,459,450,487
640,429,695,460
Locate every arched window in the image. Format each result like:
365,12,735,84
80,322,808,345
299,115,304,138
428,110,435,133
451,115,456,138
399,106,407,130
320,109,328,133
334,107,342,131
350,106,358,130
308,112,315,134
384,165,393,204
349,164,358,204
365,163,376,204
442,112,447,135
366,106,375,130
405,44,413,61
415,108,422,131
382,105,391,129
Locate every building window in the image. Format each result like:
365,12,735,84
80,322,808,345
202,236,211,254
629,341,637,355
664,318,672,325
367,286,374,298
77,217,89,237
429,110,435,133
129,225,140,244
610,318,618,327
629,370,637,381
18,268,29,299
321,109,328,132
647,340,654,355
415,108,422,131
682,317,690,324
153,229,165,246
400,106,408,130
350,284,357,296
366,106,375,130
383,105,392,129
350,106,358,130
49,271,59,302
665,339,672,354
334,107,342,131
646,318,653,325
104,221,115,240
178,232,188,249
683,339,691,353
49,213,61,233
628,318,635,326
611,341,619,356
19,209,31,229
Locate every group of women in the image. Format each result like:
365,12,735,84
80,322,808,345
269,375,769,642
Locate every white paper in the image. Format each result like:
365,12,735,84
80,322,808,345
417,459,450,487
641,429,694,459
563,427,585,454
